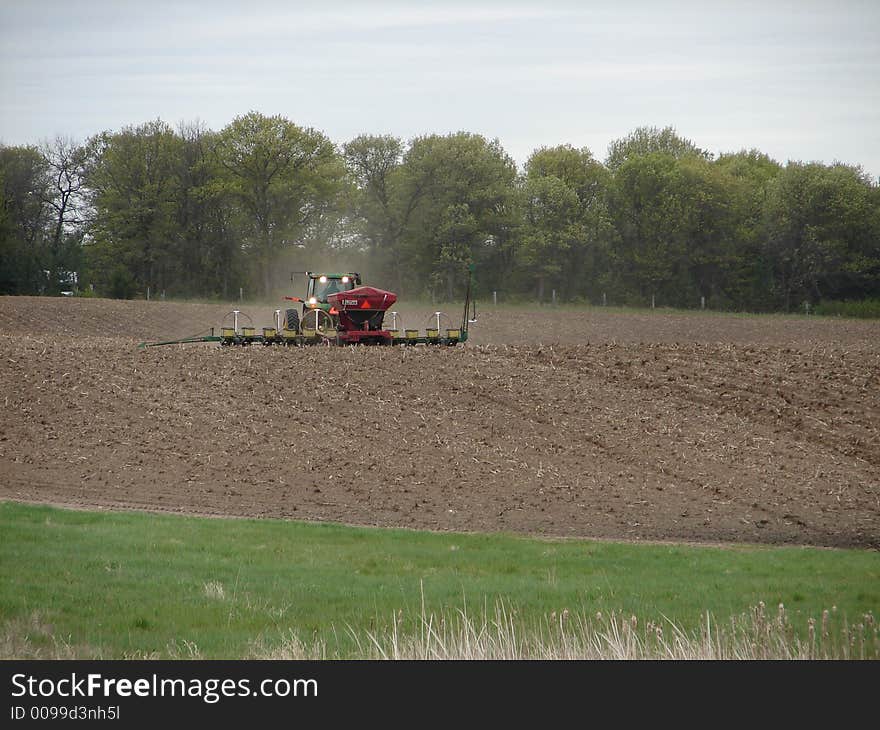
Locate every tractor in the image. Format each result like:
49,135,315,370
283,271,400,344
137,269,471,348
283,272,362,334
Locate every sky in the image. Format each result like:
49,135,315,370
1,0,878,178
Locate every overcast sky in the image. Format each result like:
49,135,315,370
1,0,878,178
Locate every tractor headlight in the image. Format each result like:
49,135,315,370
342,276,350,283
319,275,327,283
308,297,317,306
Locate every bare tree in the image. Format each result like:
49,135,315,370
40,136,87,291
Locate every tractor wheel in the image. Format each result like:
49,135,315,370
285,308,300,332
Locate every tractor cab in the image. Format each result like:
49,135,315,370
306,272,360,308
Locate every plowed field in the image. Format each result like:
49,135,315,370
2,296,878,548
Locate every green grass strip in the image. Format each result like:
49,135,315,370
1,502,877,658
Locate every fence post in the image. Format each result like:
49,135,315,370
701,295,705,310
493,290,497,306
239,287,243,302
602,292,607,306
651,294,655,310
552,289,556,306
146,286,150,301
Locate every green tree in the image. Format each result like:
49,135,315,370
675,156,743,307
606,126,710,172
343,134,425,288
0,145,50,294
763,162,880,310
174,121,243,299
608,148,758,309
607,153,691,305
520,175,579,301
524,145,612,301
214,112,344,297
714,149,782,308
399,132,518,300
83,120,183,297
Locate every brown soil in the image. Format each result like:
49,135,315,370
1,295,878,549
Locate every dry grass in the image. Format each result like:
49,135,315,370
0,611,205,660
254,600,879,660
4,602,877,660
0,611,102,659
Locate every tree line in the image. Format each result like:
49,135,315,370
1,113,878,311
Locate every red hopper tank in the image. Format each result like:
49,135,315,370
327,286,397,341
